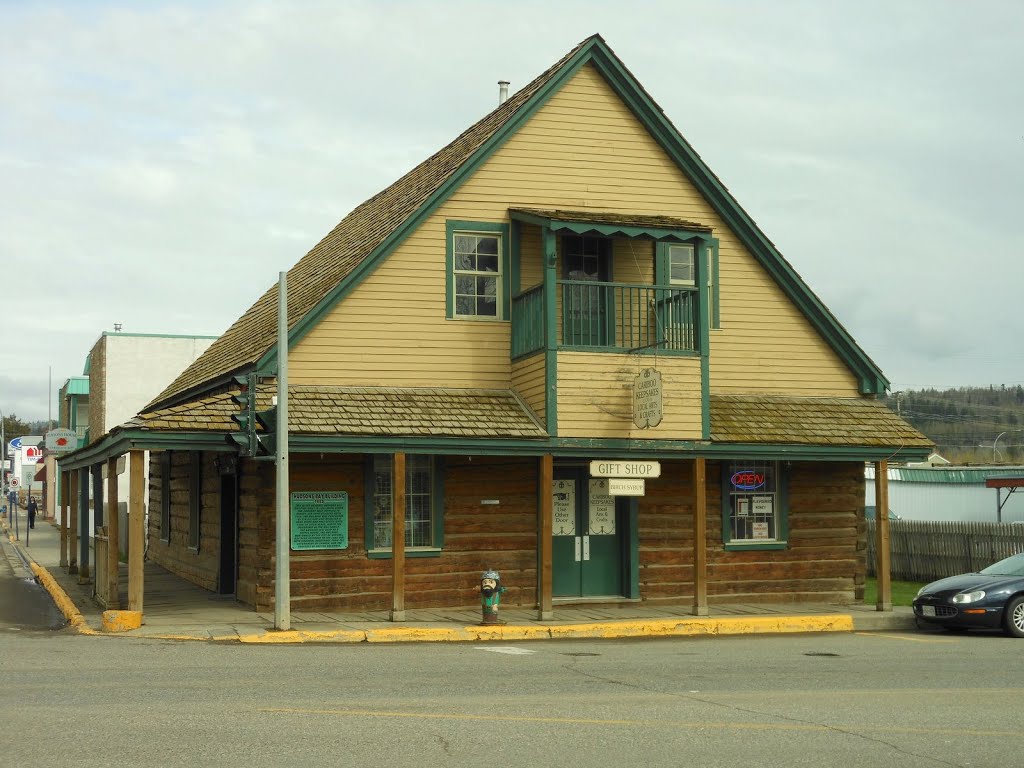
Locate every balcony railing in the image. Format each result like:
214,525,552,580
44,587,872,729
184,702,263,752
511,281,699,358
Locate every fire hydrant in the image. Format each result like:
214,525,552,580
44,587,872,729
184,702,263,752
480,569,506,625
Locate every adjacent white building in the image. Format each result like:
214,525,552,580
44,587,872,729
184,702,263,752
865,464,1024,524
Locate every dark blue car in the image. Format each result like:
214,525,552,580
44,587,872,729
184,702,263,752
913,552,1024,637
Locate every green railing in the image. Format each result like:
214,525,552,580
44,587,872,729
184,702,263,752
511,284,545,358
511,281,699,358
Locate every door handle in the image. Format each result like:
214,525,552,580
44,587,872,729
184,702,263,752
574,537,582,562
583,535,590,561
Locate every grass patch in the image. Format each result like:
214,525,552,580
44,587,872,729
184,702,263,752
864,578,926,606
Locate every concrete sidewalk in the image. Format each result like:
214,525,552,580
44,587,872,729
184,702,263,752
2,512,917,644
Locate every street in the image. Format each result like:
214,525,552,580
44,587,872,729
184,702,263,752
1,621,1022,767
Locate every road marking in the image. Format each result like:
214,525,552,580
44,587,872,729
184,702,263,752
260,707,1020,737
473,646,535,655
854,632,959,643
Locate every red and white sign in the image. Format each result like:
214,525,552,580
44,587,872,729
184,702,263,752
23,446,42,461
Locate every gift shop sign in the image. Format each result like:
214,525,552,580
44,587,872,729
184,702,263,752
590,460,661,479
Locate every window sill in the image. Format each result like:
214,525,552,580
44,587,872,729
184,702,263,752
367,547,443,560
723,541,788,551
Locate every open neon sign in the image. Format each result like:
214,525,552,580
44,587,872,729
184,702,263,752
731,470,766,490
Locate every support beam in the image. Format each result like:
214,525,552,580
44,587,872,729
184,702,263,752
68,468,79,574
128,450,145,615
59,469,69,568
78,467,91,583
538,454,553,620
692,457,708,616
106,457,120,610
390,452,406,622
874,460,892,612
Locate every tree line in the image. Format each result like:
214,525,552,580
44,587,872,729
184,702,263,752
882,385,1024,464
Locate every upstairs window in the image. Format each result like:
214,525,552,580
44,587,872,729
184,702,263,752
446,220,510,321
668,244,695,286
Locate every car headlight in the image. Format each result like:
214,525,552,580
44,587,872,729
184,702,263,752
916,586,928,597
952,590,986,604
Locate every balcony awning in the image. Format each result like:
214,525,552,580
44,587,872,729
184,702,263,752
509,208,713,242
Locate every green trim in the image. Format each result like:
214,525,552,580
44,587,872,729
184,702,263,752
258,45,592,374
63,377,90,396
626,497,640,599
697,244,711,439
543,228,558,436
444,220,511,321
583,43,888,394
82,352,92,376
708,239,721,330
720,460,789,551
510,220,521,296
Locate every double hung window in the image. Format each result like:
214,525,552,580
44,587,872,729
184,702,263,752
446,221,510,321
367,455,444,556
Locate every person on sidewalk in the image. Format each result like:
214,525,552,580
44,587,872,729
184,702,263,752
27,496,37,529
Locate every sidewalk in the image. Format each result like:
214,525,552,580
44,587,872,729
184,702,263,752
1,514,917,644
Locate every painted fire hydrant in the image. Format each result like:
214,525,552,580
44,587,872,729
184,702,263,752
480,569,506,626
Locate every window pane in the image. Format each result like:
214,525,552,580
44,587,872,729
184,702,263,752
455,253,475,271
727,461,778,542
455,296,475,316
477,254,498,272
374,455,434,549
455,275,476,294
476,236,498,256
454,235,474,254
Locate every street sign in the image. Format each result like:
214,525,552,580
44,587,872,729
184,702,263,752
9,477,19,487
45,428,79,452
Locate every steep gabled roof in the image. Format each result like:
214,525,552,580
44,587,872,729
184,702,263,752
150,34,888,411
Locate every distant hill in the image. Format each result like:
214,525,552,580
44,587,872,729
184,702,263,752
881,386,1024,464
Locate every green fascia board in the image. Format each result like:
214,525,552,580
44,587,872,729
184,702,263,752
257,42,599,375
583,44,889,395
57,429,234,471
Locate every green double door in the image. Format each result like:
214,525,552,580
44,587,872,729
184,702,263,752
552,469,625,598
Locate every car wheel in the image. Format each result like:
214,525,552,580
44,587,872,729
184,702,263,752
1003,596,1024,638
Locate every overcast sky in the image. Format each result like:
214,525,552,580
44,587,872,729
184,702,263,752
2,0,1022,423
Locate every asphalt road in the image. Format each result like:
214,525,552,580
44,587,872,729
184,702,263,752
1,623,1022,767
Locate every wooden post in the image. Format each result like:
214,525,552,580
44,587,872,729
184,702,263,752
390,452,406,622
78,467,91,583
692,457,709,616
128,450,145,615
538,454,553,620
874,459,892,612
106,457,120,610
68,468,79,574
59,468,69,568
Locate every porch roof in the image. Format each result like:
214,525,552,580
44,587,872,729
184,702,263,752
129,385,548,440
710,394,933,449
509,207,713,240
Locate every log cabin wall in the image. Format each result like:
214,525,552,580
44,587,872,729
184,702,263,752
146,450,219,592
252,454,540,613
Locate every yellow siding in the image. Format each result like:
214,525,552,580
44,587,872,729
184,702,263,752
511,353,546,423
557,353,702,439
290,61,858,398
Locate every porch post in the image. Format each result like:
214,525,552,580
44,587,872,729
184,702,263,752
692,457,708,616
128,450,145,615
390,452,406,622
59,468,69,568
874,460,892,611
68,468,79,574
538,454,553,620
106,456,120,610
78,466,91,584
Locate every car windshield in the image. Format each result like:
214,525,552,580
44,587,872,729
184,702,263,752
979,553,1024,577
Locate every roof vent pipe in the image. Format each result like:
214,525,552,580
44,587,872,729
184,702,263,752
498,80,510,105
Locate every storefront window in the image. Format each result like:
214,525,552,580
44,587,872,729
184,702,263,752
722,460,787,549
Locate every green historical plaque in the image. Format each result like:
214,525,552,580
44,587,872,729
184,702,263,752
290,491,349,551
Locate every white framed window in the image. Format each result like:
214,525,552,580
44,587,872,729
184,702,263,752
452,232,501,318
668,244,695,286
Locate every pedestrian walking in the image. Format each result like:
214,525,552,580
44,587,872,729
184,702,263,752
27,496,37,529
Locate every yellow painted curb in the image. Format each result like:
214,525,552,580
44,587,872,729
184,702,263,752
29,562,96,635
102,610,143,632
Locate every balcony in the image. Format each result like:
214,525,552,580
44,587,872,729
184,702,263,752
512,281,699,359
